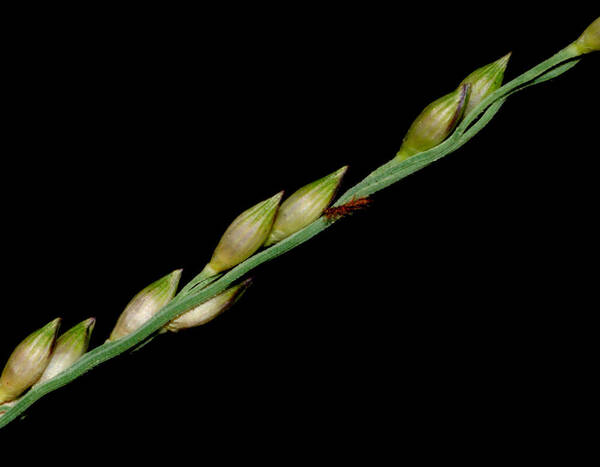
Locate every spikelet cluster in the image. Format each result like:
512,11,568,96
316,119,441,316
0,318,94,405
0,164,350,411
395,53,512,161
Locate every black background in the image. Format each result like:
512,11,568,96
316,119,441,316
1,6,597,458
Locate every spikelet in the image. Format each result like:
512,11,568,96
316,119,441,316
37,318,96,384
0,318,61,403
569,17,600,55
164,278,253,333
460,53,511,116
265,166,348,246
108,270,182,341
200,192,284,277
395,84,470,161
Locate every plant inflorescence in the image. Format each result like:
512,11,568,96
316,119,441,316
1,17,598,429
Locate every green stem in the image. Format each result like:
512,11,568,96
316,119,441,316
0,44,587,429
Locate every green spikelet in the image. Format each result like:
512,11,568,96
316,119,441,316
0,318,61,403
201,192,284,277
265,166,347,246
164,278,253,332
460,52,511,116
37,318,96,384
395,84,470,161
108,270,182,341
569,17,600,55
